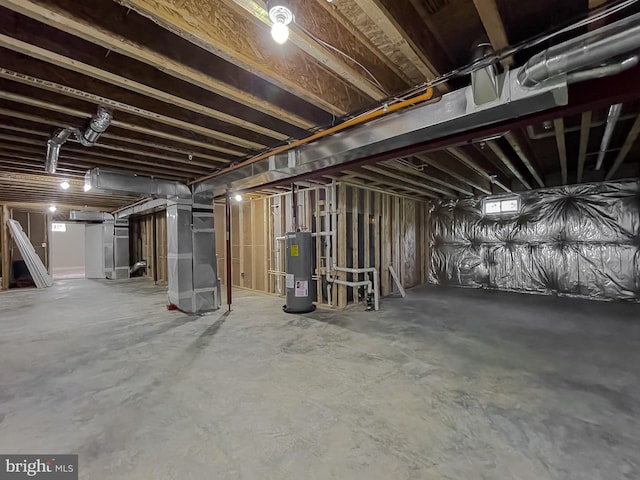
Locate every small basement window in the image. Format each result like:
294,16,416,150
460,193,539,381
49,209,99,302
482,195,521,215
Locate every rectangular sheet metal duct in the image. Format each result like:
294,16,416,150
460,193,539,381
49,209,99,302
85,168,190,198
195,68,568,198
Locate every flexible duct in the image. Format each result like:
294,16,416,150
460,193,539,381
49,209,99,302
518,12,640,88
130,260,147,275
80,106,113,145
44,107,113,173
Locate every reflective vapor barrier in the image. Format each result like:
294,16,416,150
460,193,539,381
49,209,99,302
428,180,640,301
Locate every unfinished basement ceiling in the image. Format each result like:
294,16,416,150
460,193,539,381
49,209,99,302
0,0,639,210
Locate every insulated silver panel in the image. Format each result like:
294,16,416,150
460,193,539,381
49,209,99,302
429,180,640,301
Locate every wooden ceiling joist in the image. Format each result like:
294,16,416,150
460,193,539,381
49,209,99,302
362,165,456,198
447,147,511,193
348,0,450,85
0,126,227,170
0,90,247,158
343,170,437,199
383,159,474,196
229,0,393,99
504,132,544,188
472,0,513,66
553,118,569,185
485,141,532,189
0,144,203,179
0,30,291,142
113,0,369,115
0,110,235,165
415,153,492,194
606,113,640,180
0,65,266,152
0,0,322,129
577,111,592,183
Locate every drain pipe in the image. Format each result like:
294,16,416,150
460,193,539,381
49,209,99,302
333,266,379,311
595,103,623,170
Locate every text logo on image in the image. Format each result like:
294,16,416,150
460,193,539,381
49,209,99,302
1,455,77,480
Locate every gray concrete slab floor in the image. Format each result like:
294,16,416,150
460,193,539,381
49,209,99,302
0,278,639,479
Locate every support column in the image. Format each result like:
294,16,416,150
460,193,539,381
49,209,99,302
1,205,10,290
167,196,220,313
225,191,232,311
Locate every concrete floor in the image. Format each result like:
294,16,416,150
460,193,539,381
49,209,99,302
0,279,639,479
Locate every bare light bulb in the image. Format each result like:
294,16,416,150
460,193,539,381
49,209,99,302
235,194,243,202
83,184,92,192
60,181,70,190
271,22,289,44
49,205,57,212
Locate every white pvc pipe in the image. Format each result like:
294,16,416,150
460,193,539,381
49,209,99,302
334,265,379,311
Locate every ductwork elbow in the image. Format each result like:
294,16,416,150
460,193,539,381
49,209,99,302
45,129,72,174
82,106,113,144
518,12,640,88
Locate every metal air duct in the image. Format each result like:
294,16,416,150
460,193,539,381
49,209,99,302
45,129,72,174
44,106,113,173
85,168,191,198
80,107,113,145
518,12,640,88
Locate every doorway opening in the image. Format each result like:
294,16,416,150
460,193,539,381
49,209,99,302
51,222,86,279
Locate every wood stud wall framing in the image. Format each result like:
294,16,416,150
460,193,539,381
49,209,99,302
208,184,428,309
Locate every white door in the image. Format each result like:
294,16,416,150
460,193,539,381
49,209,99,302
85,224,105,279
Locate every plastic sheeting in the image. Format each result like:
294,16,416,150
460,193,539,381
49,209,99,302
428,180,640,301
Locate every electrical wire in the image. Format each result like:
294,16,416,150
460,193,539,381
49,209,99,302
253,0,638,161
294,20,389,94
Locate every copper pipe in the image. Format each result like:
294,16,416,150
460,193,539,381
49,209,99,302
189,88,435,185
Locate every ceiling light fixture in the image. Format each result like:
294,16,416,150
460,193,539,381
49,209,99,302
49,205,57,213
268,2,293,44
83,184,92,192
60,181,70,190
235,194,243,202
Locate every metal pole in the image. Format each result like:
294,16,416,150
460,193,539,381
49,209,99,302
225,190,232,311
291,182,297,232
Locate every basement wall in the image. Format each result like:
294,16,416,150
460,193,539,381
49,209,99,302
0,207,49,289
215,183,429,308
428,180,640,301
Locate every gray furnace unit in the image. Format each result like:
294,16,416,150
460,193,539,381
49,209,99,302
283,231,315,313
